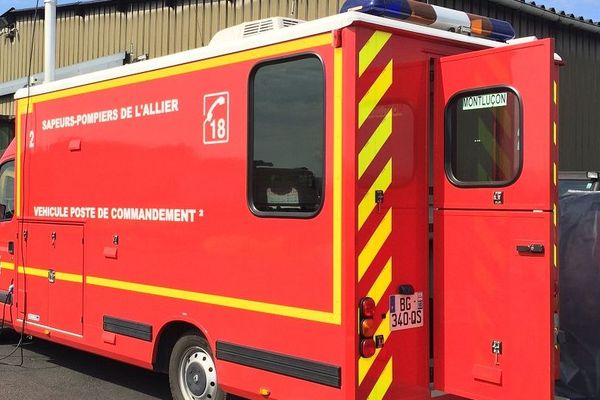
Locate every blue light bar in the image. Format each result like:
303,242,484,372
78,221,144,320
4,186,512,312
340,0,516,42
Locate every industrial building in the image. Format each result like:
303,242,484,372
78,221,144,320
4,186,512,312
0,0,598,169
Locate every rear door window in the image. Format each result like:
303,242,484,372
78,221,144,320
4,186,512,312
446,89,521,186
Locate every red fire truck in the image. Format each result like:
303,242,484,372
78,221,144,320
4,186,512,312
0,0,559,399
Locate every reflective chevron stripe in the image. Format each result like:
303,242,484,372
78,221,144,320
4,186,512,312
356,30,396,400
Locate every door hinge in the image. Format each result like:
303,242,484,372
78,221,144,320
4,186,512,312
375,190,384,212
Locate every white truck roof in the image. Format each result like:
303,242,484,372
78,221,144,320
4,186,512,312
15,11,519,100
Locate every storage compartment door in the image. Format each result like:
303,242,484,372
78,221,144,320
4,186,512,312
24,223,84,336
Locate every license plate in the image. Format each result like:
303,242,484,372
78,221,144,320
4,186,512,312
390,292,424,331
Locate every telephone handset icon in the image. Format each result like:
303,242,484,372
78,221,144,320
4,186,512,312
203,92,229,144
204,96,226,124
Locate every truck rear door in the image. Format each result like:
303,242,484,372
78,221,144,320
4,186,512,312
433,39,559,400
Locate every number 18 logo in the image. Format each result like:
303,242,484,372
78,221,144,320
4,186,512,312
203,92,229,145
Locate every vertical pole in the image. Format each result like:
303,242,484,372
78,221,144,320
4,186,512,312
44,0,56,83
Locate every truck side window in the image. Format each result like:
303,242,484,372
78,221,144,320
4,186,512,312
249,55,324,216
446,89,521,186
0,160,14,221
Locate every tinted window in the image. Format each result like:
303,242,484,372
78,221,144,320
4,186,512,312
249,56,324,216
446,89,521,186
0,118,14,155
0,161,14,220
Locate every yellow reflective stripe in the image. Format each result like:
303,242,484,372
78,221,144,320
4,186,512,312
358,61,393,128
358,159,392,230
17,266,83,283
86,276,337,324
554,244,558,268
0,261,14,271
359,311,391,385
16,266,340,323
553,122,557,145
358,209,392,281
367,357,393,400
18,266,48,278
358,110,392,179
367,258,392,305
553,203,557,227
16,100,25,218
359,31,392,77
553,163,557,186
554,81,558,105
332,47,344,325
55,271,83,283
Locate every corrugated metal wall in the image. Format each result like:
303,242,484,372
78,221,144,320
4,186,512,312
0,0,598,168
0,96,14,116
0,1,344,81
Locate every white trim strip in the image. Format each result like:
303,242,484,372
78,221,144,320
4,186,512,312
16,319,83,338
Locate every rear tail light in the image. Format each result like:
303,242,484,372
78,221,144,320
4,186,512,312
360,338,376,358
360,297,376,318
359,297,377,358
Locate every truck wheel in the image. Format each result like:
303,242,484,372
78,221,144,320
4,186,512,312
169,333,226,400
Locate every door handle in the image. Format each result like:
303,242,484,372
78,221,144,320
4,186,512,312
7,241,14,255
516,244,545,254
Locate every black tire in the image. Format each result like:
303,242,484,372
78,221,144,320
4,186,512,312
0,327,18,341
168,333,227,400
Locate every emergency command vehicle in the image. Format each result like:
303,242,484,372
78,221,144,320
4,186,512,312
0,0,560,399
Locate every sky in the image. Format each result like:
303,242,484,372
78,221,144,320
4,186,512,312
539,0,600,21
1,0,599,22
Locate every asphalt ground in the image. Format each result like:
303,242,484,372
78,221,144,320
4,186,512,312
0,328,173,400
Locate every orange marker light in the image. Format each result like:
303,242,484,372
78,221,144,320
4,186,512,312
361,318,376,337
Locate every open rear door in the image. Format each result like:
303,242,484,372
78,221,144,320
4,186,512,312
433,39,559,400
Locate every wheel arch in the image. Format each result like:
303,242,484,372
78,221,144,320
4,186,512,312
153,320,210,374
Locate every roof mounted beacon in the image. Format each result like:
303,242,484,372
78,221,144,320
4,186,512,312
340,0,516,42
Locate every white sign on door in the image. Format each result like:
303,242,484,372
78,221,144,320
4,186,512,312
203,92,229,144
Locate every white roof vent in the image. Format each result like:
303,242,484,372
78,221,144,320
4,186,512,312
210,17,305,45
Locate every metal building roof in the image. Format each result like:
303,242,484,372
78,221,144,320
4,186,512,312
1,0,599,30
489,0,600,29
522,0,598,24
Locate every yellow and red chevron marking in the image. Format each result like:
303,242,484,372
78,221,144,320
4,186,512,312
355,28,396,400
551,73,560,375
